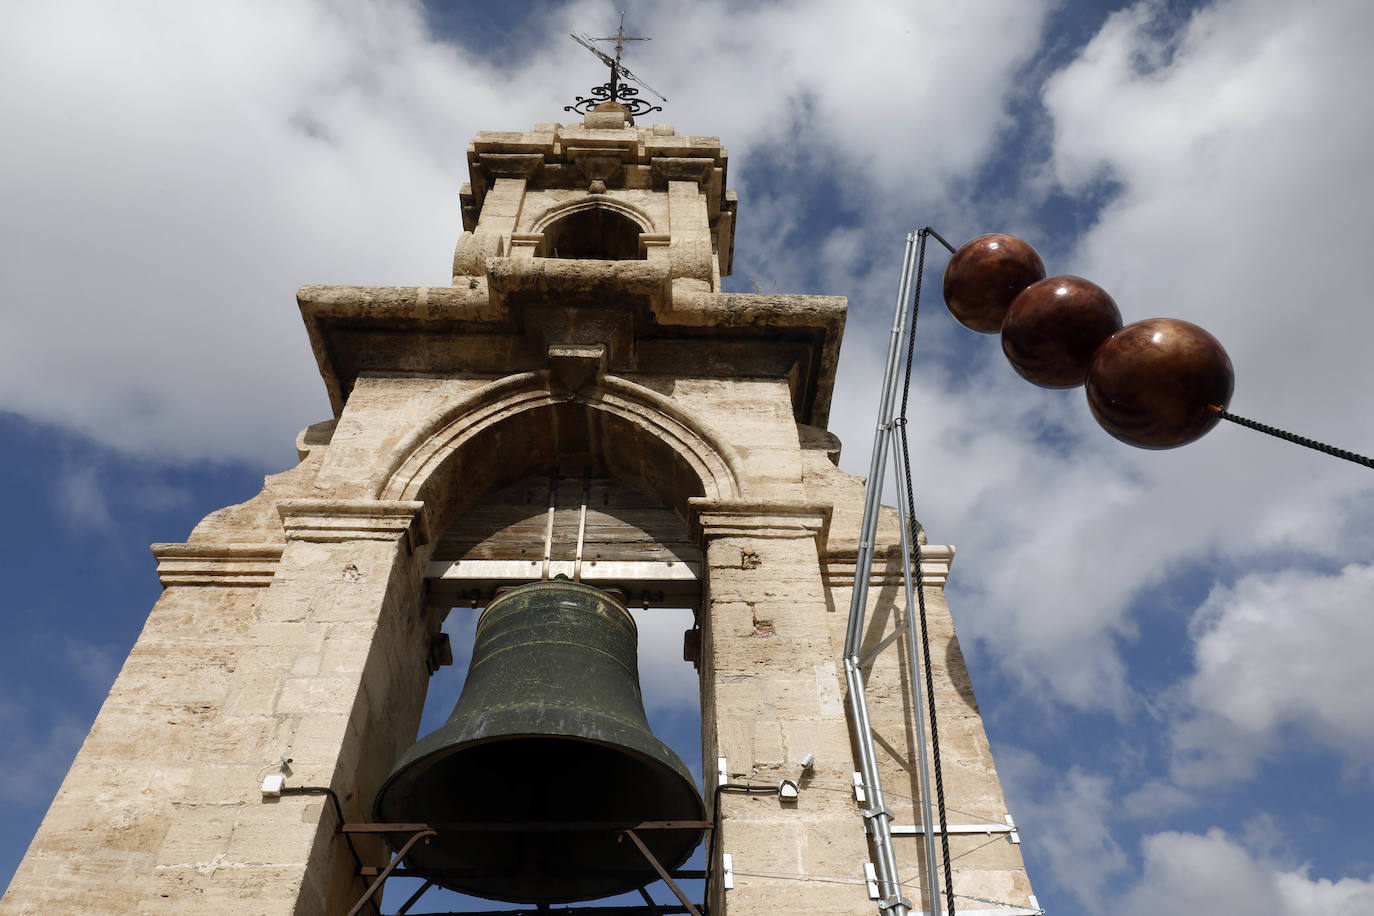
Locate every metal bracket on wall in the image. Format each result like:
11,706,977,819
891,814,1020,844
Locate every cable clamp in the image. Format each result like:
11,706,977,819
879,894,914,911
861,805,894,822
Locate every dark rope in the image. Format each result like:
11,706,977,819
1215,407,1374,470
898,227,956,915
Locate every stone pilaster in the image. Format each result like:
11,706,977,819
695,499,873,915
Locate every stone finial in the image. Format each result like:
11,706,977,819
585,99,631,129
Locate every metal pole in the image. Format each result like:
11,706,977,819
843,233,921,914
844,233,918,657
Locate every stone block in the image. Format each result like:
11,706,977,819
724,881,870,914
799,814,870,875
276,675,358,716
156,805,237,864
718,818,803,874
224,799,322,865
180,765,264,806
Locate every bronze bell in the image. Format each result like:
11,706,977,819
373,580,705,904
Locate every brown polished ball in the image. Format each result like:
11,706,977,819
1086,318,1234,449
942,234,1046,333
1001,276,1122,388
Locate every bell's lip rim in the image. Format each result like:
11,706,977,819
373,730,707,826
373,730,707,904
479,579,635,633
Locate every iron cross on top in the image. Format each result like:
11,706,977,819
565,11,667,118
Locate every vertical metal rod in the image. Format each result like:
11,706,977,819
541,466,558,580
892,429,943,915
843,233,921,915
845,234,918,656
574,466,591,581
844,658,907,913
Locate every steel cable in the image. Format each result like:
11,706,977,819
1215,407,1374,470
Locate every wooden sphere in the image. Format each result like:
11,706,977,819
942,234,1046,333
1001,276,1123,388
1086,318,1234,449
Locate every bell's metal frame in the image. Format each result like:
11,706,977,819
843,231,943,915
338,819,712,915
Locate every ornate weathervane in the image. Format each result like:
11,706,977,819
564,12,666,119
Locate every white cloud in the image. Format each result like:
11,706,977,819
0,697,86,808
1042,0,1374,510
63,639,125,698
632,607,700,717
1119,778,1196,822
53,461,114,531
996,748,1130,910
1120,828,1374,916
0,0,1055,465
1170,563,1374,785
908,0,1374,715
0,0,561,463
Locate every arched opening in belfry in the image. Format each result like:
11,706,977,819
375,384,736,911
383,380,744,535
538,207,645,260
391,465,705,912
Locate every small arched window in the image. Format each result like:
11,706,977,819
539,208,644,260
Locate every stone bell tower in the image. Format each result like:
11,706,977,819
3,104,1036,915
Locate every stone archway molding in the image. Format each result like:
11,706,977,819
528,196,658,236
373,372,749,532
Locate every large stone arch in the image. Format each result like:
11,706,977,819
374,372,748,537
528,196,657,236
530,198,658,261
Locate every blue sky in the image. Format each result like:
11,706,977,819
4,1,1374,913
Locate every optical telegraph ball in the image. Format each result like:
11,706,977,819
1001,275,1123,388
942,234,1046,333
1086,318,1234,448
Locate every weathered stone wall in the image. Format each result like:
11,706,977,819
2,378,1031,916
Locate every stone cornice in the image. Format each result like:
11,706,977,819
690,497,832,551
822,544,956,589
295,281,844,428
463,123,728,224
276,499,427,546
150,543,285,588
